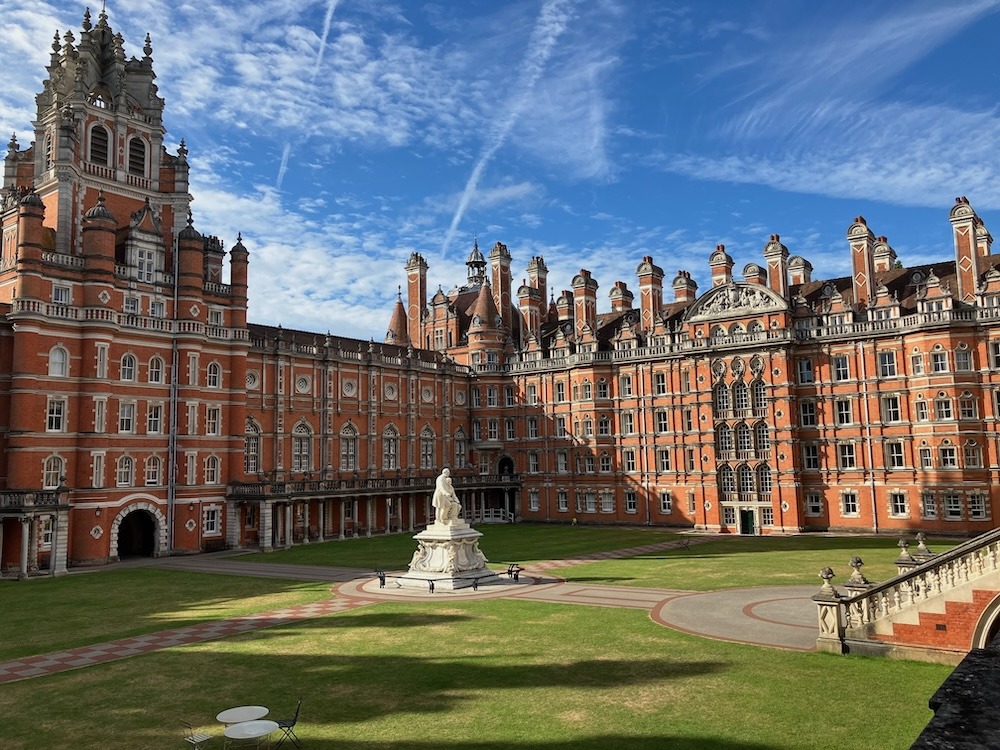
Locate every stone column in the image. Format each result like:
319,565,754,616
318,500,326,542
366,498,373,537
303,501,310,543
408,494,415,531
284,504,293,549
27,516,37,572
339,501,346,539
226,503,240,549
261,500,274,552
52,510,69,575
813,567,845,654
19,518,30,579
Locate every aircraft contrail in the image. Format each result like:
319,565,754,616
441,0,574,256
312,0,341,81
278,0,341,188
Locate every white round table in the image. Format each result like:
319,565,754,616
216,705,269,725
224,719,279,744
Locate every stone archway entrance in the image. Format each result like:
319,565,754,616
117,509,157,558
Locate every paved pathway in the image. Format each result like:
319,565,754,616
0,536,820,684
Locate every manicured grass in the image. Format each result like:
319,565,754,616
553,535,962,591
1,599,948,750
239,523,684,570
0,569,331,661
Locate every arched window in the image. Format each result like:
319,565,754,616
714,383,731,414
755,422,770,454
748,321,764,334
207,362,222,388
340,423,357,471
716,424,733,454
292,423,312,472
204,455,220,484
89,124,110,166
48,346,68,377
128,137,146,176
736,423,753,454
383,425,399,470
757,464,772,494
145,456,161,486
244,422,261,474
737,464,754,494
752,380,767,415
583,417,593,436
733,381,750,413
710,325,726,339
120,354,136,381
719,465,735,494
148,356,164,384
116,455,134,486
43,455,64,489
420,426,435,469
454,428,468,469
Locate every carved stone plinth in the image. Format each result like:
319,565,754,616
397,519,501,591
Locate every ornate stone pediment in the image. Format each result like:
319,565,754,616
685,282,787,321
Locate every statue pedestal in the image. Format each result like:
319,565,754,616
397,519,501,591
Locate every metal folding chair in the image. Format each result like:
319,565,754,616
182,720,213,749
273,699,302,749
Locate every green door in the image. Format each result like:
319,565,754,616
739,509,756,535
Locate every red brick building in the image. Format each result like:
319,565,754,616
400,212,1000,540
2,10,998,576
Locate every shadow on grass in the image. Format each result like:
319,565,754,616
150,650,730,725
259,737,779,749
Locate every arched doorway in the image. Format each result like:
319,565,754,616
117,510,156,557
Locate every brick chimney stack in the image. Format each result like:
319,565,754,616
873,236,897,273
743,263,766,285
636,256,664,331
788,256,813,286
847,216,876,308
762,234,789,297
609,281,633,312
672,270,698,303
950,197,980,303
709,244,733,287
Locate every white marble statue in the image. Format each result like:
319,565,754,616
432,468,462,524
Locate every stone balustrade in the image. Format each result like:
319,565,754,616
814,528,1000,656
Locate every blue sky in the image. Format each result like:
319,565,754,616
2,1,1000,340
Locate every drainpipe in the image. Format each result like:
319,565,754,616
858,340,879,534
166,238,180,554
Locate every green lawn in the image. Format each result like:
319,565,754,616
240,523,684,569
552,535,962,591
2,599,948,750
0,526,958,748
238,523,959,592
0,569,331,661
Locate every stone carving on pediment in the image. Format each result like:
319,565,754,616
687,283,785,321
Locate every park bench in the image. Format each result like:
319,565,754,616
506,563,523,581
203,538,228,553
